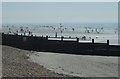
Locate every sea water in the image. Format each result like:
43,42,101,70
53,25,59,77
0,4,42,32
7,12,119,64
2,23,118,45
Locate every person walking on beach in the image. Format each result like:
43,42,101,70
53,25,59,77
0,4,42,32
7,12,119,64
28,31,32,36
8,28,11,33
72,28,75,31
82,36,86,40
15,30,18,35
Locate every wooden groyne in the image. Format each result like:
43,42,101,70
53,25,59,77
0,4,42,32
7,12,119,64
1,33,120,56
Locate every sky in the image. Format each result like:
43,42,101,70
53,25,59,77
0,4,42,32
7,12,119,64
2,2,118,24
1,0,119,2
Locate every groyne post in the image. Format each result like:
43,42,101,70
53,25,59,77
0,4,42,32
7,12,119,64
76,37,79,42
55,32,57,38
46,36,48,40
61,36,64,41
92,39,94,44
107,40,109,45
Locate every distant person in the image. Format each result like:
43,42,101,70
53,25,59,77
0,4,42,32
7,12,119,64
96,37,98,39
65,28,67,30
91,29,94,32
8,28,11,33
69,36,71,38
85,27,87,33
82,36,86,40
95,28,97,33
15,30,18,35
24,32,26,36
95,28,100,34
87,30,90,33
101,27,103,30
20,27,24,33
61,30,63,34
53,28,55,30
72,28,75,31
89,37,91,39
28,31,32,36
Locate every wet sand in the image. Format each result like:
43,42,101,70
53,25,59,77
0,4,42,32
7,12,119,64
29,52,118,77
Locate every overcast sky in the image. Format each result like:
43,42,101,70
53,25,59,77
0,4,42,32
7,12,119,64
2,2,118,24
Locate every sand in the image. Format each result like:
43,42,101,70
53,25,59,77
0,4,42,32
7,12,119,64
29,52,119,77
1,45,119,78
2,45,68,77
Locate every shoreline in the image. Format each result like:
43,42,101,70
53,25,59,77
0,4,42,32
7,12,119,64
29,51,118,77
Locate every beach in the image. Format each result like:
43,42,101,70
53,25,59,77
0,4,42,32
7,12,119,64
2,45,119,77
29,51,118,77
2,2,119,78
2,45,68,77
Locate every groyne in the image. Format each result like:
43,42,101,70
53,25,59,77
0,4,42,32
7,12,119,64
1,33,120,56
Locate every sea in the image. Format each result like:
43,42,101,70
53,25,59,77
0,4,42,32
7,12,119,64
1,23,119,45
